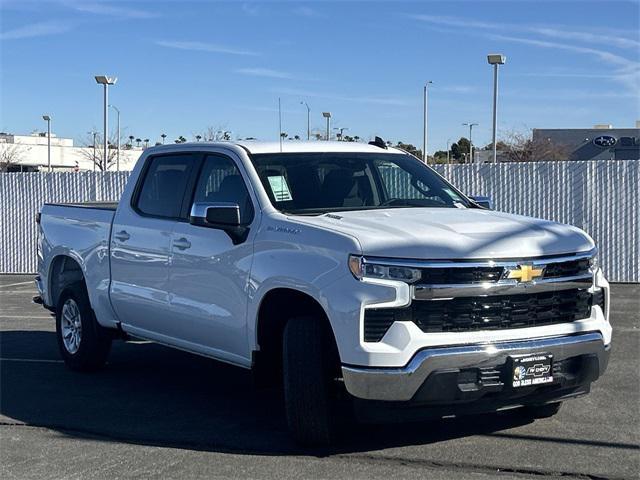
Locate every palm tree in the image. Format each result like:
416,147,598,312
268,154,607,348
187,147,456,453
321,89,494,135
128,135,134,146
354,136,360,142
294,135,300,141
280,132,288,139
195,135,202,142
135,138,141,147
144,139,150,148
161,133,167,144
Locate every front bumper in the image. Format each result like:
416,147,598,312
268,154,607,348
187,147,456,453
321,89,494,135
342,332,609,402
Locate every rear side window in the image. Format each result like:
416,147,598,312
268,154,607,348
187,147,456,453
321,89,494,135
136,154,195,218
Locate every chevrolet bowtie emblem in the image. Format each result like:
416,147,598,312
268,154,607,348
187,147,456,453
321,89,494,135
507,264,544,282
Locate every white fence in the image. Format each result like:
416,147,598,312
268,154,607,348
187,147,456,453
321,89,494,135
1,160,638,281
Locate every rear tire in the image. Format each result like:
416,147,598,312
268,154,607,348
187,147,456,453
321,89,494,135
55,284,112,372
521,402,562,419
283,316,340,446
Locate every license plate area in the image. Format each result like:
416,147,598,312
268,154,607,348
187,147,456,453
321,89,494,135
510,354,554,388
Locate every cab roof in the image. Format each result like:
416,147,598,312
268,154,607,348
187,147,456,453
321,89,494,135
236,140,404,155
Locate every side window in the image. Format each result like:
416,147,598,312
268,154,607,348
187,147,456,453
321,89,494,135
136,154,195,218
193,155,254,224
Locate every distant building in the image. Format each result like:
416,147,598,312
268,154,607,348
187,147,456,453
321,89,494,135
0,132,143,172
532,124,640,161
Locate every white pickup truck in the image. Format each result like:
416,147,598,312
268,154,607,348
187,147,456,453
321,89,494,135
36,140,611,445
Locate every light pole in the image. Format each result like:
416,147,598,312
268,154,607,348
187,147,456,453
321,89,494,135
334,127,348,141
300,101,310,140
89,131,98,171
487,54,506,163
94,75,117,170
42,115,51,172
109,104,120,171
423,81,432,163
462,123,478,163
322,112,331,141
446,138,451,164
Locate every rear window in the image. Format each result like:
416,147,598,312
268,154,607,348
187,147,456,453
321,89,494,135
135,154,195,218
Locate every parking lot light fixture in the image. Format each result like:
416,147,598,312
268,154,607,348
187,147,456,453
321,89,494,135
423,81,432,163
94,75,117,170
322,112,331,141
487,54,506,163
109,104,120,171
301,101,311,140
42,115,51,172
463,123,478,163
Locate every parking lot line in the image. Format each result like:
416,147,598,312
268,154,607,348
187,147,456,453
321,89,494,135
0,358,63,364
0,281,34,288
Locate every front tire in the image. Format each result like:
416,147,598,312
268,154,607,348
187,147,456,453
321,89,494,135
55,284,112,372
283,316,340,446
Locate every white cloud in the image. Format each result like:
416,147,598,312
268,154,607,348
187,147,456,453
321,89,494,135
410,13,640,94
155,40,259,56
0,21,72,40
236,68,294,79
409,14,639,51
62,1,158,19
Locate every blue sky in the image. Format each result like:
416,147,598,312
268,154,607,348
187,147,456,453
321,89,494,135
1,0,639,151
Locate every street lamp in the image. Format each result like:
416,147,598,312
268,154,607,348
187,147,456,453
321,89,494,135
89,131,98,171
334,127,349,141
42,115,51,172
487,54,506,163
462,123,478,163
108,104,120,171
94,75,117,170
423,81,432,163
322,112,331,141
446,138,451,165
300,101,311,140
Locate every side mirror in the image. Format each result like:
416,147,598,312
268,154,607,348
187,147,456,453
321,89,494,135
470,195,493,210
190,202,241,228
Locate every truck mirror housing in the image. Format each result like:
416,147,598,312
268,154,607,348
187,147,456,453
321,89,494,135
190,202,248,244
470,195,493,210
190,202,241,228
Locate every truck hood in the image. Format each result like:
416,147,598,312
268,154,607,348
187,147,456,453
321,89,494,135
294,208,594,259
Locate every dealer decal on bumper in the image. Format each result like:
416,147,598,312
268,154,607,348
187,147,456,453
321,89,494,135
511,354,554,388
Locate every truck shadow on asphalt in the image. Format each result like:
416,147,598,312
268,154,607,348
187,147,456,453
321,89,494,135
1,330,537,456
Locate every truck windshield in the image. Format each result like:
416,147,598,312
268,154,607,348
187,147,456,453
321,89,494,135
250,152,472,214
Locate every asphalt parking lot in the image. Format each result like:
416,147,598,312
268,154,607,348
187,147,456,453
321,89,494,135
0,275,638,480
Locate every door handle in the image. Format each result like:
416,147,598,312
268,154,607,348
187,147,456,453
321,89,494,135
173,237,191,250
114,230,130,242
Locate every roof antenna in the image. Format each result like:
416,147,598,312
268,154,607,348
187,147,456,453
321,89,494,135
369,136,388,149
278,97,283,153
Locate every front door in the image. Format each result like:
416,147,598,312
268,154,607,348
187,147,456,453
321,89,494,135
110,153,197,340
168,153,257,366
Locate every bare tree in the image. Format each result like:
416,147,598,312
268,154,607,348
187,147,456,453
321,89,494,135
77,132,120,171
200,125,232,142
0,143,31,171
500,129,570,162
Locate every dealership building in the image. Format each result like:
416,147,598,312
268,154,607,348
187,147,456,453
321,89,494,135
532,123,640,161
0,132,143,172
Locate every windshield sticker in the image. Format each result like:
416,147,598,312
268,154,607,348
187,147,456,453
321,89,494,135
267,175,293,202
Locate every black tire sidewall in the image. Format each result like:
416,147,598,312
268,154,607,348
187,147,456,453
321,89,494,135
55,284,111,371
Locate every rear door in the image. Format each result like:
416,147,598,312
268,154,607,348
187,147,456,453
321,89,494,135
110,153,198,340
167,153,257,365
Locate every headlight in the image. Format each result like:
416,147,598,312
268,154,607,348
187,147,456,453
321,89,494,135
348,255,421,283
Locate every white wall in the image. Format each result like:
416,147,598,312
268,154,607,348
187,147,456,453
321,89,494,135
0,141,143,171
